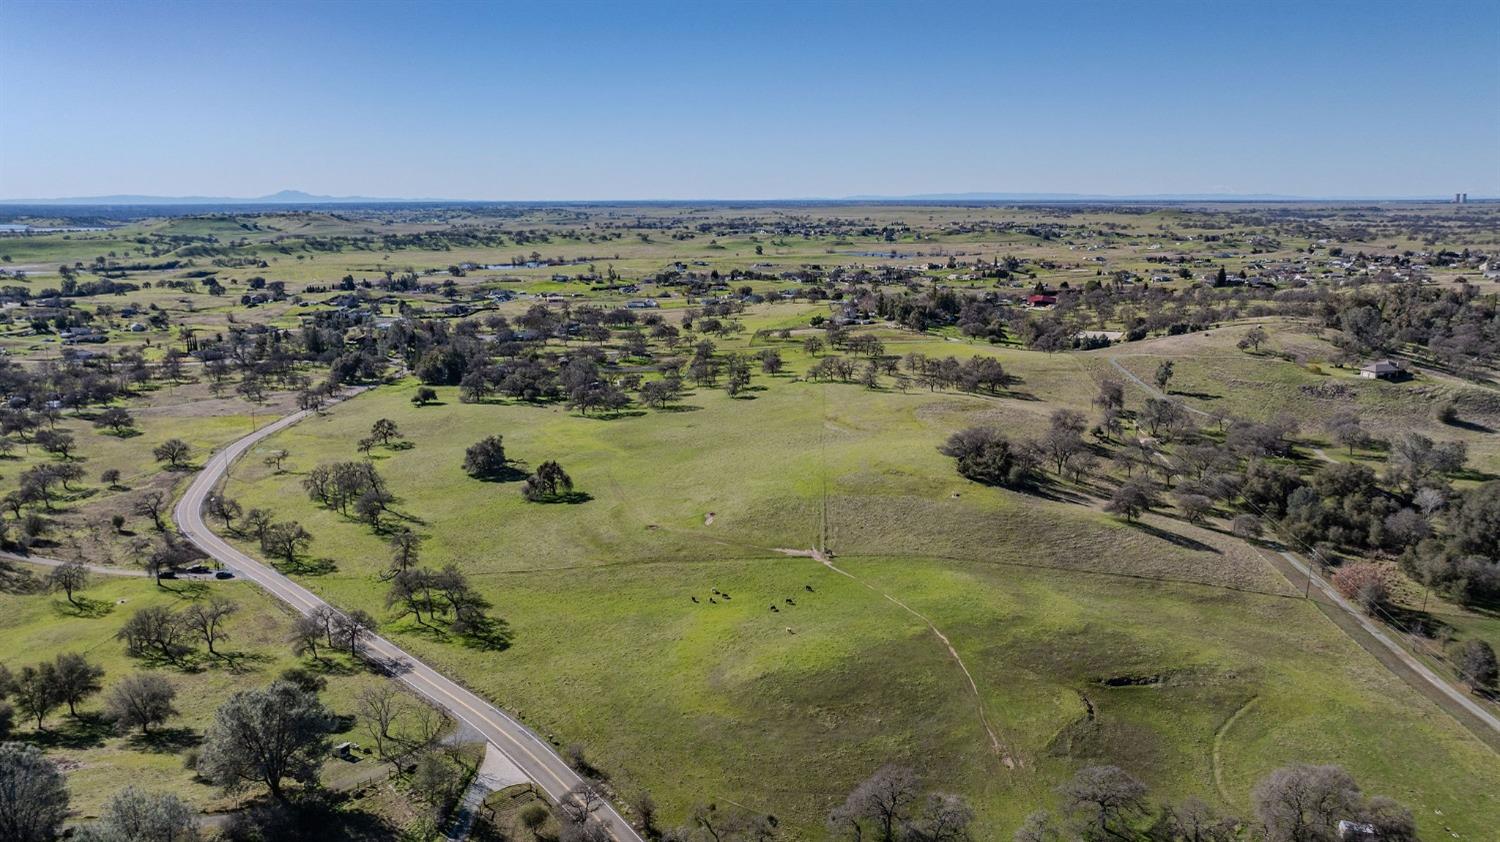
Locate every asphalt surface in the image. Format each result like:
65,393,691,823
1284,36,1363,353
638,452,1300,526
173,397,643,842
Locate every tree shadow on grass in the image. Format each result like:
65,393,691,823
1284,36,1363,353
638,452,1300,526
1124,520,1222,554
377,507,429,528
0,564,39,595
52,595,115,618
1453,467,1499,483
393,617,512,653
1442,417,1496,434
24,713,114,750
126,726,200,754
1379,603,1459,641
656,403,702,413
278,557,338,577
227,791,399,842
458,617,513,652
469,465,529,484
530,491,593,505
1009,481,1091,507
303,656,363,677
217,649,274,674
168,581,213,600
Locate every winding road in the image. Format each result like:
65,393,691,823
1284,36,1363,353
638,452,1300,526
173,396,643,842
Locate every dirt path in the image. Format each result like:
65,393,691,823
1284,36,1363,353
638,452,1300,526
775,547,1016,768
1211,696,1258,803
1109,356,1212,418
1,550,146,577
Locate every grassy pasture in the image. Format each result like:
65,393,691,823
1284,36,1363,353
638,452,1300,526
214,334,1500,837
2,204,1498,836
0,567,402,821
0,378,300,568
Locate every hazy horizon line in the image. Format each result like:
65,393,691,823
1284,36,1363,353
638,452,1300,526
1,188,1492,206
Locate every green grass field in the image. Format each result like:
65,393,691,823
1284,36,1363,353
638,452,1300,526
4,205,1498,838
211,333,1500,838
0,567,405,821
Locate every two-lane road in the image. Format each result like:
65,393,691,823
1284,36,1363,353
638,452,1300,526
173,397,643,842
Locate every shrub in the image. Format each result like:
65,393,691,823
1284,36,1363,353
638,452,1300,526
1231,513,1262,540
939,427,1037,488
1331,562,1389,613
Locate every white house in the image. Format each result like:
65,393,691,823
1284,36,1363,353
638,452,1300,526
1359,359,1402,380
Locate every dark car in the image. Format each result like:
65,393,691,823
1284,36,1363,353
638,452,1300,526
215,570,234,579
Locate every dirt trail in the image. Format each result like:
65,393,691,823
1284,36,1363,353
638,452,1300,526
1109,356,1212,418
1,550,147,577
775,547,1015,768
1212,696,1258,803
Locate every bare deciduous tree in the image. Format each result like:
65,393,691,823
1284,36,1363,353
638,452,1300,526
181,596,239,656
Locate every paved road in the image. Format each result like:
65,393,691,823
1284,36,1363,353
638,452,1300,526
173,398,643,842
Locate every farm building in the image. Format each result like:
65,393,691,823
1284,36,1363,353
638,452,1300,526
1359,359,1405,380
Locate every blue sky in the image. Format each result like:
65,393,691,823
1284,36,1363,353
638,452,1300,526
2,0,1497,200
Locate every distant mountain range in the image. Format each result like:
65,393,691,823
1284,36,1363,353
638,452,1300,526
0,189,442,206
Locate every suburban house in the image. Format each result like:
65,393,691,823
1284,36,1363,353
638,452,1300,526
1026,293,1057,308
1359,359,1405,380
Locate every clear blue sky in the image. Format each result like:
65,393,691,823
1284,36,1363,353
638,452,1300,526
2,0,1497,200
